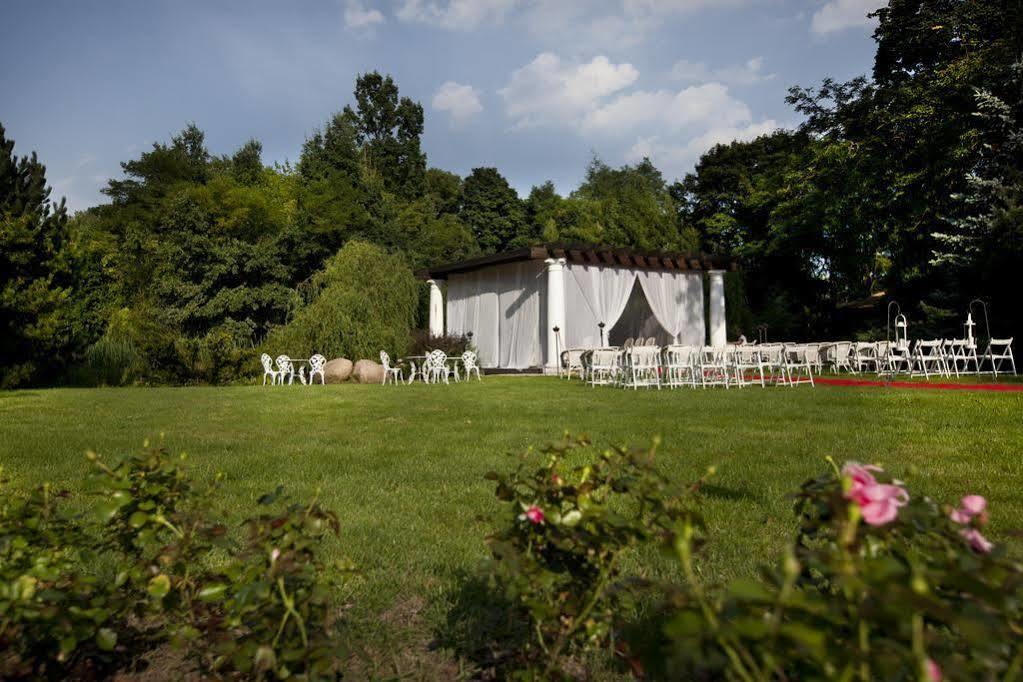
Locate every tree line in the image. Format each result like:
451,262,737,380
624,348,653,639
1,0,1019,387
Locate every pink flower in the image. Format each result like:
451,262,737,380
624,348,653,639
525,506,545,525
950,494,987,524
842,462,882,505
858,483,910,526
270,548,280,563
926,658,942,682
960,527,994,554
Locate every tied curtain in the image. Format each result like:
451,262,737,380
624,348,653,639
563,264,638,349
636,271,706,346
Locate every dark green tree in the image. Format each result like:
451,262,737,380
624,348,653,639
0,124,72,387
231,139,264,186
459,167,527,253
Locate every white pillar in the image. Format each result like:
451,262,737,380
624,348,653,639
427,279,444,337
545,258,566,373
708,270,727,347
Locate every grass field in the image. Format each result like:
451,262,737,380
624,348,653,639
2,377,1022,673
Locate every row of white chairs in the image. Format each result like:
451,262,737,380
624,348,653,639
261,353,326,385
380,350,483,385
567,344,815,390
818,338,1015,379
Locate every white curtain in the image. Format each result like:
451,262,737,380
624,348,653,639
563,264,637,348
497,261,543,369
682,273,705,346
446,270,499,366
636,271,688,342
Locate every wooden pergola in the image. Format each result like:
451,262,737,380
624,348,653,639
418,242,738,280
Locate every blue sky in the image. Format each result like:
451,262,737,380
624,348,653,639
1,0,883,211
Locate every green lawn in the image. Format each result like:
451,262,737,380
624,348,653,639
2,378,1021,673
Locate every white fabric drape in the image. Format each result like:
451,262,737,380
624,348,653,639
682,273,705,346
636,270,687,342
497,261,542,369
563,264,636,348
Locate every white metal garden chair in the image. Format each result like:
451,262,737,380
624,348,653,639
428,349,452,384
379,351,404,385
261,353,279,385
461,350,482,381
274,355,295,385
307,354,326,384
984,338,1016,377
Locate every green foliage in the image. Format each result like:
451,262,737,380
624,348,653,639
0,123,74,388
460,167,528,252
0,475,126,678
642,461,1023,681
482,435,703,677
81,335,147,386
265,240,418,362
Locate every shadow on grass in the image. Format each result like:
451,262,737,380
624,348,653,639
700,483,763,505
433,571,530,678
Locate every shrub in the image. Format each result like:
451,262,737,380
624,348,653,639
0,474,127,678
482,435,704,677
264,240,418,362
80,335,147,386
408,329,470,358
643,459,1023,681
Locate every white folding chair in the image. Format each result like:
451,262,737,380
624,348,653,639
911,340,948,379
732,346,766,388
589,348,620,387
622,346,661,389
261,353,279,386
830,341,854,373
698,347,730,388
852,342,878,373
308,354,326,384
664,345,697,388
984,338,1016,377
780,344,815,387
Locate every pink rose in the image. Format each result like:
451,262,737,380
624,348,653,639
525,506,545,525
858,483,910,526
926,658,942,681
950,495,987,525
842,463,882,505
960,527,994,554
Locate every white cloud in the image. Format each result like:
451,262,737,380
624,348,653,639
810,0,884,35
499,53,639,129
581,83,753,135
396,0,517,30
669,57,774,86
344,1,385,29
626,119,779,178
432,81,483,124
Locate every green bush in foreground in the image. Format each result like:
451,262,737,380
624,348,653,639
481,440,1023,681
1,444,352,680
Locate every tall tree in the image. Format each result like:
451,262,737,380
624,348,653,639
344,72,427,199
459,167,527,253
0,124,72,387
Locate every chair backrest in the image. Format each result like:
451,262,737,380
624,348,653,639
430,349,448,366
990,338,1014,349
628,345,659,369
275,355,293,373
665,345,695,366
261,353,274,371
644,337,657,346
591,348,619,369
309,354,326,372
461,350,478,370
379,350,391,370
833,341,853,356
784,344,809,363
701,346,725,364
623,338,634,349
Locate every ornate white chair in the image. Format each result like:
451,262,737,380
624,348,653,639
461,350,482,381
379,351,404,385
308,354,326,384
428,349,451,384
261,353,279,385
274,355,295,385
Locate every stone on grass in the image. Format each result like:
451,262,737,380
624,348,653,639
323,358,354,383
352,359,385,384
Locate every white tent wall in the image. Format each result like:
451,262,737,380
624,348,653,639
446,258,708,369
446,261,543,369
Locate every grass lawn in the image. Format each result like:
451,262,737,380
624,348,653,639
2,377,1022,673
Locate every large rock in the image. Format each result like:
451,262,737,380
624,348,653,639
352,359,385,384
323,358,353,384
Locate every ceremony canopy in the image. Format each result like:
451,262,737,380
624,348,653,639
419,244,737,371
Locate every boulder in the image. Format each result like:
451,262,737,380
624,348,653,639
323,358,354,383
352,359,385,384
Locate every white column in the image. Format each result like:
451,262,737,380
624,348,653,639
545,258,566,373
427,279,444,337
708,270,727,347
